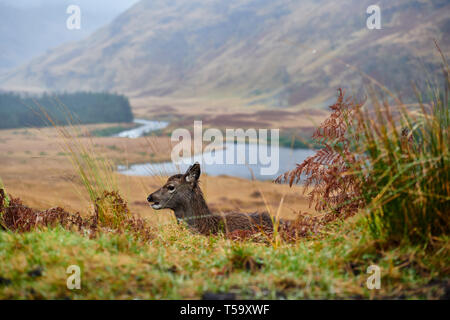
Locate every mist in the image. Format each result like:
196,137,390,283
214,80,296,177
0,0,139,72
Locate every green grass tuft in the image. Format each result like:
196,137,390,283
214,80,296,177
0,218,447,299
351,72,450,245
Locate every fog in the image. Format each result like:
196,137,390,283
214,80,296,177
0,0,140,72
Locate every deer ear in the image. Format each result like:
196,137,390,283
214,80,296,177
184,162,201,183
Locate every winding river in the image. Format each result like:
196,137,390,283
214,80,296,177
116,119,314,181
116,118,169,138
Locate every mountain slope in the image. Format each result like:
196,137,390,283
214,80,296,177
0,0,139,74
1,0,449,108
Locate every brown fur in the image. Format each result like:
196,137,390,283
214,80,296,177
147,163,282,235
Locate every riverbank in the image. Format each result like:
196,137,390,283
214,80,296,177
0,124,313,220
118,143,315,181
112,119,316,181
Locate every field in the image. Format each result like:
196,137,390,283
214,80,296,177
1,218,448,299
1,82,449,299
0,124,313,223
1,0,449,302
130,95,329,132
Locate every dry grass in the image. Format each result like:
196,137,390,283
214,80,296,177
277,51,449,245
0,123,315,225
0,189,153,242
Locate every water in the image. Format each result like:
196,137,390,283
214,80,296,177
118,142,314,181
116,119,169,138
115,119,314,181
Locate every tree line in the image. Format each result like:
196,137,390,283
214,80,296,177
0,91,134,129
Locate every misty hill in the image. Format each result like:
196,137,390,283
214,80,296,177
0,92,133,129
1,0,449,108
0,0,138,73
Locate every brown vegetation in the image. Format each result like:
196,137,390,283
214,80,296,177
0,189,153,242
276,89,364,218
147,163,328,241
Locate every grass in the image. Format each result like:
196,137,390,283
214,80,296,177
277,49,449,246
0,216,448,299
142,126,319,149
0,179,9,230
1,82,448,298
89,124,139,137
0,50,448,299
275,134,320,150
34,99,125,227
349,61,449,245
142,129,170,137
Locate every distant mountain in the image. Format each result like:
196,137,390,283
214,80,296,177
1,0,449,108
0,0,139,73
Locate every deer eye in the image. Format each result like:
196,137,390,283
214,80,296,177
167,185,175,191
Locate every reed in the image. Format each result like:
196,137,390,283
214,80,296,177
33,98,130,227
278,51,449,245
353,72,449,244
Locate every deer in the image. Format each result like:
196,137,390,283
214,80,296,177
147,162,287,235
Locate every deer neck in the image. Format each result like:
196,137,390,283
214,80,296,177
173,187,219,234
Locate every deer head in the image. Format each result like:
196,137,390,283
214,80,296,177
147,163,207,223
147,162,279,235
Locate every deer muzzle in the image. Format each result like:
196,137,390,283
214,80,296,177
147,193,162,210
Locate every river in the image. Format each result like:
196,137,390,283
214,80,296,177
116,119,314,181
116,118,169,138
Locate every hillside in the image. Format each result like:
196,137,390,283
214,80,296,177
1,0,449,108
0,0,138,74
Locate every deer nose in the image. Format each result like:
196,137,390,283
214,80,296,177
147,194,153,202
